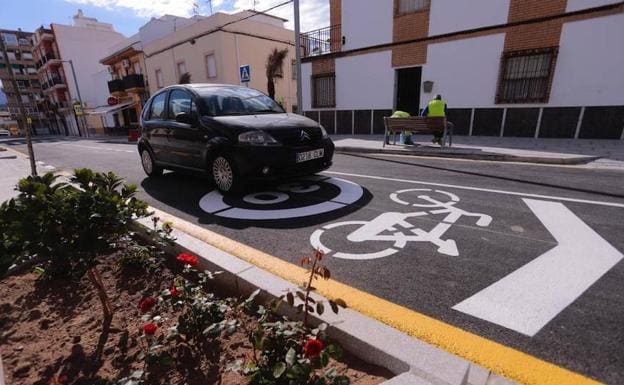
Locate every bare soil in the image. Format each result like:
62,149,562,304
0,249,392,385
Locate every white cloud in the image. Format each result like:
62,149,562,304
63,0,197,18
63,0,330,31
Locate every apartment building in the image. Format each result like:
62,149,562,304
96,15,199,134
0,29,46,134
142,10,298,112
301,0,624,139
32,10,125,136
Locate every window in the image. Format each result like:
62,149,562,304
6,52,16,61
291,60,297,80
155,69,164,88
198,86,284,116
312,74,335,108
168,89,196,119
133,61,141,75
22,52,33,60
496,48,557,103
18,38,30,46
397,0,430,14
205,54,217,78
149,92,167,120
177,61,187,77
1,33,18,46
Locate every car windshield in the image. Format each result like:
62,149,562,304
199,86,285,116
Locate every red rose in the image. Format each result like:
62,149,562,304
176,253,199,267
138,296,157,313
143,323,158,335
169,284,179,297
303,338,324,358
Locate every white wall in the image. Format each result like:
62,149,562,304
53,24,125,108
341,0,393,51
429,0,510,36
335,51,394,109
566,0,621,11
301,62,312,111
550,14,624,106
420,33,505,108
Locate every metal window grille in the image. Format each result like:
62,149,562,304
497,48,557,103
313,74,335,108
398,0,430,14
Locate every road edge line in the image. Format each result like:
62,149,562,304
147,205,603,385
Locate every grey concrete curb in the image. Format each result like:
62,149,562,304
0,354,5,385
134,216,517,385
335,146,601,165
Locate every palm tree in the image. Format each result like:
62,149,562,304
265,48,289,100
179,72,192,84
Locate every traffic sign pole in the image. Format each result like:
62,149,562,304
294,0,303,115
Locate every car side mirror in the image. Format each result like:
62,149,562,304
175,112,197,125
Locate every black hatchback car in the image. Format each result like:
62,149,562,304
138,84,334,193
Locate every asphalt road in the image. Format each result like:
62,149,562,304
3,136,624,384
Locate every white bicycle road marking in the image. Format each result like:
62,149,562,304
453,198,624,336
198,177,364,220
310,189,492,259
325,171,624,208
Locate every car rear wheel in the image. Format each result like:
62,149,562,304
140,149,163,177
212,155,243,194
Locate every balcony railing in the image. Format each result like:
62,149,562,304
36,52,60,70
108,79,125,94
122,74,145,91
300,25,341,58
41,75,66,90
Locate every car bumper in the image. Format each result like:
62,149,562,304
233,138,334,181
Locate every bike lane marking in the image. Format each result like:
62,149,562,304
147,205,603,385
325,171,624,208
453,198,624,336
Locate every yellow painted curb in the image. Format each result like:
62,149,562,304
150,206,604,385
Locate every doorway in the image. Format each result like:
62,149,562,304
395,67,422,116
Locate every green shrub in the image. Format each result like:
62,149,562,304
0,169,149,277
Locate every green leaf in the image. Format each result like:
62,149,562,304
326,343,343,359
285,347,296,365
333,376,350,385
320,352,329,367
316,302,325,315
286,292,295,306
314,378,327,385
273,362,287,378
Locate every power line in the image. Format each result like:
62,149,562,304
145,0,294,58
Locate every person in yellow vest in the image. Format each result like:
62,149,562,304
421,94,453,145
388,110,413,145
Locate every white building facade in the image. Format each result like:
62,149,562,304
301,0,624,139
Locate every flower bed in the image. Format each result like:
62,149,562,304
0,170,392,385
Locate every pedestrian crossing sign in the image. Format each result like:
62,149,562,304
239,65,251,83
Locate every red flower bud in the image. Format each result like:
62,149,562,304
138,296,157,313
176,253,199,267
303,338,324,358
170,284,179,297
143,323,158,335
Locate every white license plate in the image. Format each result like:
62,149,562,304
296,148,324,163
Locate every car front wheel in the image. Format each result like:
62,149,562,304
212,155,243,194
140,149,163,177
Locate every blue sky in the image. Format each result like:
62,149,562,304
0,0,329,37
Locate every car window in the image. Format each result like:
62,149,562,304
198,86,284,116
141,98,152,121
149,92,167,120
168,89,196,119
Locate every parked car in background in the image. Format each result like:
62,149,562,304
0,129,11,136
138,84,334,194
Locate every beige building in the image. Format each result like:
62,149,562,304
143,10,298,112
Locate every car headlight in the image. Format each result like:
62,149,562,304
238,130,278,145
319,124,329,138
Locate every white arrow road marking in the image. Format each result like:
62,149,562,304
453,198,623,337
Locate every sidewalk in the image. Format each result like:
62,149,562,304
0,150,29,203
332,135,624,167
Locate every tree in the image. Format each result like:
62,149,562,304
179,72,192,84
265,48,289,100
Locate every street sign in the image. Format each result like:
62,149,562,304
239,65,251,83
26,117,32,125
73,102,83,116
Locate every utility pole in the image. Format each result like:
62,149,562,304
294,0,303,115
64,59,87,137
0,34,37,175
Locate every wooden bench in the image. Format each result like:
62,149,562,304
383,116,452,148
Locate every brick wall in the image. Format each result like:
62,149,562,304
392,0,430,67
312,58,335,75
504,0,567,51
329,0,342,51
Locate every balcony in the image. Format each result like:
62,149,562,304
300,25,341,58
42,76,67,92
36,52,61,71
122,74,145,93
107,79,125,96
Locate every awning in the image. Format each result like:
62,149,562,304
86,101,136,115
